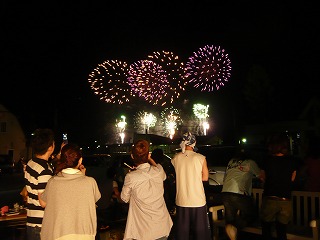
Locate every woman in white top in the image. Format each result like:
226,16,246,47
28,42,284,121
121,140,173,240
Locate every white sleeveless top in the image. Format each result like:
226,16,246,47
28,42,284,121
172,150,206,207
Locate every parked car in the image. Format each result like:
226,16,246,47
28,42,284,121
82,153,112,168
197,145,236,186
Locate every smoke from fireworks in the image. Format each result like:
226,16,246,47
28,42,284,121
88,60,134,104
128,60,171,106
186,45,232,92
147,51,187,104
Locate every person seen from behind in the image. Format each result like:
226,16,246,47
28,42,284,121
24,128,55,240
260,133,297,240
221,148,262,240
171,132,211,240
121,140,173,240
39,143,101,240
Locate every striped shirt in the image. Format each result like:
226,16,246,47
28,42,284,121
24,157,53,227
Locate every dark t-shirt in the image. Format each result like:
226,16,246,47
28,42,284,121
261,155,297,199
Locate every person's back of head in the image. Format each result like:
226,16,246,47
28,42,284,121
31,128,55,155
180,132,197,153
58,143,82,171
151,148,164,164
131,140,149,166
267,133,289,155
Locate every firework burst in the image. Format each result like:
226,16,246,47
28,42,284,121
147,51,187,103
193,104,210,136
160,106,182,139
128,60,171,106
88,60,134,104
185,45,232,91
134,110,157,134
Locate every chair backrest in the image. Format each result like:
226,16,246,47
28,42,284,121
251,188,320,228
291,191,320,228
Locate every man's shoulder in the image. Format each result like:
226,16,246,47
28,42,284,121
172,151,205,158
243,159,256,164
192,151,206,158
172,152,182,159
27,158,52,175
85,175,99,185
29,157,48,166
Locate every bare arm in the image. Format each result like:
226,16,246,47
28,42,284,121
55,142,67,160
291,170,297,182
202,158,209,181
148,153,157,167
38,192,46,208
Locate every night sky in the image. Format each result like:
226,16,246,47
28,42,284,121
1,1,319,145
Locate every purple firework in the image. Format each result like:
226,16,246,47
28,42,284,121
185,45,232,91
88,60,134,104
147,51,187,103
128,60,171,106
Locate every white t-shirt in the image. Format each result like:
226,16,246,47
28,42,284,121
222,158,260,195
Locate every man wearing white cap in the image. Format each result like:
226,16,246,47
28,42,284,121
171,132,211,240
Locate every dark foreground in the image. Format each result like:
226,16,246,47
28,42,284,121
2,219,263,240
2,209,263,240
1,173,262,240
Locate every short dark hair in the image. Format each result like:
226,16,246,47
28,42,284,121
131,140,149,166
31,128,55,155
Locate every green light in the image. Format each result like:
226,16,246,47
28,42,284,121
193,104,209,119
